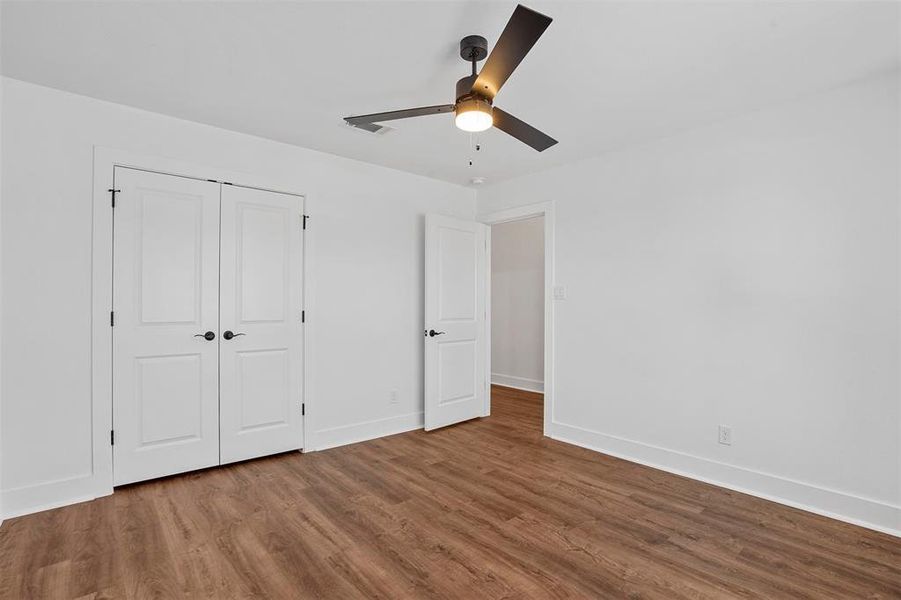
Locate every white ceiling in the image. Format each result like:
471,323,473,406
2,1,898,186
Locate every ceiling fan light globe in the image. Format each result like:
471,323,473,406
455,99,493,132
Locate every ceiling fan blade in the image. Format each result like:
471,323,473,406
344,104,455,132
493,107,557,152
471,5,552,100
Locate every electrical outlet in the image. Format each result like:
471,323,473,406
553,285,567,300
718,425,732,446
390,389,399,404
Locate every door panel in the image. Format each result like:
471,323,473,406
135,354,204,447
219,185,304,463
438,340,477,404
425,214,488,430
138,193,203,323
113,168,221,485
235,349,290,430
438,227,478,321
238,205,288,322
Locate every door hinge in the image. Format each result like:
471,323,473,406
110,429,115,446
301,310,305,323
301,403,305,416
302,214,309,230
110,311,115,327
108,188,120,208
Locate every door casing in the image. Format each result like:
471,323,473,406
91,147,310,500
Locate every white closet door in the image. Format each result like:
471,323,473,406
219,185,304,464
112,168,221,486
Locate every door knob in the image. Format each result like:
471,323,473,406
428,329,446,337
194,331,216,341
223,330,246,340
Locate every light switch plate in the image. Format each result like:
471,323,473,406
553,285,567,300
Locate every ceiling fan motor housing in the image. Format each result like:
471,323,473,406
455,74,485,104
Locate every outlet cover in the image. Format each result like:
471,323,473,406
718,425,732,446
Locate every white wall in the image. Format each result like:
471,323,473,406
0,77,475,518
491,217,544,392
479,72,901,534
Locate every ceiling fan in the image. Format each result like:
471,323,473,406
343,4,557,152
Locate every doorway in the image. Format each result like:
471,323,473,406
489,215,545,429
481,202,554,435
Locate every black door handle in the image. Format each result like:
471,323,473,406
428,329,446,337
194,331,216,341
223,330,246,340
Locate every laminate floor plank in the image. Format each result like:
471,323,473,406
2,385,899,599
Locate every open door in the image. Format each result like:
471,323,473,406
424,214,489,431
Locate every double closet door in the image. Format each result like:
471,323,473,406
112,167,304,486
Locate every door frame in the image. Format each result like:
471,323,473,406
91,146,311,499
479,201,555,436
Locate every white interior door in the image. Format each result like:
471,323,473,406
219,185,304,464
424,214,489,430
112,168,221,485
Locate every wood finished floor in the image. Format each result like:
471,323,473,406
1,385,899,599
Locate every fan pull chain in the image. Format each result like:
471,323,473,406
468,133,482,168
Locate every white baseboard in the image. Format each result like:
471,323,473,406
0,413,425,521
312,411,424,452
1,473,110,521
7,415,895,540
548,420,901,538
491,373,544,393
